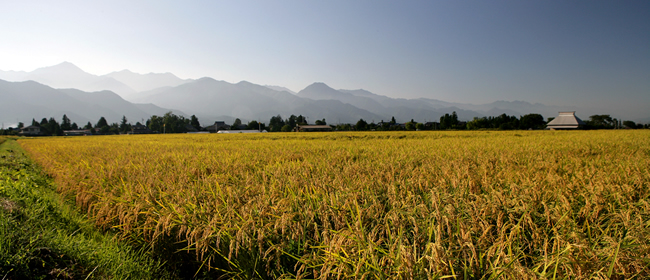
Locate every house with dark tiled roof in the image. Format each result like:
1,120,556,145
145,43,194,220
129,124,154,134
293,125,333,132
204,121,231,133
19,125,47,136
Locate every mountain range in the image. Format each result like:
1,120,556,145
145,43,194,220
0,79,182,127
0,62,645,127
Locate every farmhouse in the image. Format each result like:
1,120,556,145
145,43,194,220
185,123,198,133
217,130,267,134
19,125,47,136
129,124,154,134
424,122,440,130
63,129,92,136
294,125,333,132
204,121,231,133
546,112,586,130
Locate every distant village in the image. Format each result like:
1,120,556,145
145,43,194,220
1,111,647,137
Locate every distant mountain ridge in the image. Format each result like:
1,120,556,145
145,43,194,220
132,78,385,124
0,62,191,101
0,79,183,126
1,62,647,126
104,69,190,94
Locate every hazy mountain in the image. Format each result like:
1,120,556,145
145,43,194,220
320,87,592,122
0,79,182,126
340,89,402,106
300,83,487,122
2,63,645,126
104,69,190,94
264,85,296,94
298,83,387,115
0,62,193,101
0,62,138,98
0,70,30,81
134,79,384,124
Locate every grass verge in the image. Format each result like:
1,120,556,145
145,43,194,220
0,139,174,279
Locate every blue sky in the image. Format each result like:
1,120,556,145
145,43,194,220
1,0,648,110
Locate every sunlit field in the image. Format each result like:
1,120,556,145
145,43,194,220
19,130,650,279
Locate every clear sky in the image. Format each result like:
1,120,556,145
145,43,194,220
1,0,649,109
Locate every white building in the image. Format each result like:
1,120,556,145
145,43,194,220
217,130,267,134
546,112,586,130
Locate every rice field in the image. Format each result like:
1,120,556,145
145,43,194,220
18,130,650,279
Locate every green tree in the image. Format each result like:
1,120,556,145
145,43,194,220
48,117,62,136
586,115,615,129
440,112,459,129
297,115,307,125
147,115,163,132
355,119,368,131
96,117,109,129
61,114,72,130
405,120,416,131
623,120,638,129
281,124,292,132
232,118,242,129
315,119,326,125
286,115,298,128
158,112,191,133
269,115,285,132
190,115,201,130
415,123,424,130
380,120,390,131
519,114,545,130
493,114,519,130
247,120,265,131
95,117,110,134
39,118,51,135
466,117,489,130
119,116,131,133
336,123,352,131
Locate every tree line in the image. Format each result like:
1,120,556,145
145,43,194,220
1,112,648,136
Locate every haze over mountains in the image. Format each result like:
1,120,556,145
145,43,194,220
0,62,646,127
0,79,181,126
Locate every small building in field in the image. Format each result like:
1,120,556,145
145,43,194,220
217,130,267,134
185,124,198,133
129,124,154,134
546,112,586,130
204,121,231,133
424,122,440,130
293,125,333,132
19,125,47,136
63,129,92,136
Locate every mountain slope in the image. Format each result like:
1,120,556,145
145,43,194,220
0,62,194,101
0,62,138,98
134,79,384,123
3,63,636,125
103,70,190,93
0,79,181,126
298,83,387,115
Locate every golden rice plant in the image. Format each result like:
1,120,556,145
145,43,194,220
18,130,650,279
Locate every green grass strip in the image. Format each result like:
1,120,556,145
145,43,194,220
0,139,173,279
